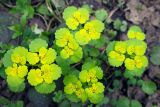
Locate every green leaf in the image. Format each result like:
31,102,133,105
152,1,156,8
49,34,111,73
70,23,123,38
97,96,109,105
131,100,142,107
127,78,137,85
63,6,77,20
113,79,121,90
7,76,25,92
89,93,104,104
0,67,6,79
142,80,157,95
63,74,78,85
56,56,71,76
124,68,145,78
0,97,10,105
9,24,22,39
53,91,64,103
89,36,109,48
35,82,56,94
113,19,127,32
150,46,160,65
29,38,48,52
89,48,100,57
106,41,116,54
113,18,122,30
70,47,83,64
82,4,92,13
82,61,96,70
95,9,108,21
58,100,70,107
66,94,80,103
2,49,13,67
37,5,50,15
116,96,130,107
6,100,24,107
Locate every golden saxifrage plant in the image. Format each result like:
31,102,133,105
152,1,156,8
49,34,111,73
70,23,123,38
2,5,148,105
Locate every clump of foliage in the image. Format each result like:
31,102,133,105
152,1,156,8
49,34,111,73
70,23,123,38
1,3,152,106
3,38,62,94
64,65,104,104
55,6,104,63
106,26,148,78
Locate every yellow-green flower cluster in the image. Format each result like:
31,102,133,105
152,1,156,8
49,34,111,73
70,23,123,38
127,26,146,40
107,26,148,76
4,46,28,92
27,46,62,94
64,66,104,104
3,38,62,94
55,6,104,63
55,28,82,61
75,20,104,45
63,6,89,30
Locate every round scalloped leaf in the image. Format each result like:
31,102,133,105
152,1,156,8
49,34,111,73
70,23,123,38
89,93,104,104
41,48,57,64
63,74,78,85
95,9,108,21
66,94,80,103
7,76,25,92
29,38,48,52
124,68,145,78
150,46,160,65
13,46,28,57
63,6,77,20
94,67,103,79
131,100,142,107
142,80,157,95
79,70,88,83
106,41,116,54
50,64,62,80
108,57,123,67
55,28,70,40
92,20,105,32
35,82,56,94
116,96,130,107
75,29,90,45
8,82,25,93
2,49,13,67
128,26,142,32
70,47,83,64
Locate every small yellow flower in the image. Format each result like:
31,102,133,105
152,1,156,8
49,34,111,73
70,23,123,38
109,51,125,62
27,69,43,86
136,32,145,40
125,58,135,70
108,51,117,59
27,52,39,65
134,56,143,68
11,54,26,65
64,83,76,94
116,54,125,62
39,47,47,58
86,70,97,83
134,46,145,55
115,42,127,54
127,30,135,39
5,65,17,77
127,45,135,55
66,18,79,30
17,65,28,78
